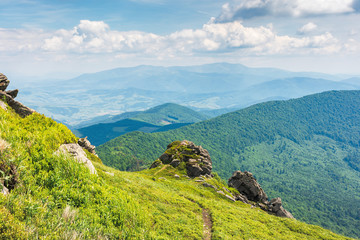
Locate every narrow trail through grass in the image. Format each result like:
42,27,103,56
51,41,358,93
154,165,169,175
183,195,213,240
202,208,212,240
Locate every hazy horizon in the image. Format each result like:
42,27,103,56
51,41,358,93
1,0,360,81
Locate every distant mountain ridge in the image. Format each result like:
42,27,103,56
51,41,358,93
15,63,360,126
97,90,360,238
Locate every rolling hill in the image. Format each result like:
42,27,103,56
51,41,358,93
97,90,360,238
75,103,209,146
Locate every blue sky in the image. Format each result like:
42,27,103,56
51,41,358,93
1,0,360,81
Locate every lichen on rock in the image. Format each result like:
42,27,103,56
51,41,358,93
150,140,213,178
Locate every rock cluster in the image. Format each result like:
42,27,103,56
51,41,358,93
57,143,97,175
0,73,35,117
228,171,268,203
78,137,98,156
268,197,294,218
0,73,10,91
228,170,294,219
150,140,212,178
151,140,294,219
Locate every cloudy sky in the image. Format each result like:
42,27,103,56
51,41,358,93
1,0,360,81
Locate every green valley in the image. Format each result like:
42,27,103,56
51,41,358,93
97,90,360,238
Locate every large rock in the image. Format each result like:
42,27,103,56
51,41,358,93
228,170,294,218
268,197,295,219
228,171,268,203
151,140,212,178
78,137,98,156
57,143,97,175
0,73,34,118
6,97,35,117
5,89,18,99
0,73,9,91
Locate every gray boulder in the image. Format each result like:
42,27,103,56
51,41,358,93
269,198,295,219
78,137,97,156
170,159,181,168
202,182,217,190
6,97,35,117
149,159,163,169
6,89,18,99
0,73,34,118
57,143,97,175
0,73,9,91
228,170,294,218
228,171,268,203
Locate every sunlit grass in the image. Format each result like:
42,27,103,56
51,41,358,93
0,102,354,239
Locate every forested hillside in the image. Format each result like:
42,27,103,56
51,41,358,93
1,97,352,239
97,90,360,238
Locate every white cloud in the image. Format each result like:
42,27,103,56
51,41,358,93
345,38,360,52
297,22,318,35
0,19,357,66
217,0,358,21
77,20,109,37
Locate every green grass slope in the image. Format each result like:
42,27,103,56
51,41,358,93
97,90,360,238
0,99,353,239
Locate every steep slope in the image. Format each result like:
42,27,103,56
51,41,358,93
75,103,209,146
0,97,353,239
97,90,360,238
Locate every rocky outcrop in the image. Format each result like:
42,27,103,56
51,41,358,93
228,170,294,219
228,171,268,203
150,140,212,178
57,143,97,175
0,73,10,91
6,89,18,99
78,137,98,156
0,73,35,117
268,197,294,218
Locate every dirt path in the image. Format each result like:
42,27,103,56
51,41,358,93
154,165,169,175
202,208,212,240
183,196,213,240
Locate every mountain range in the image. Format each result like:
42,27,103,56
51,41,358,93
97,90,360,238
15,63,359,127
